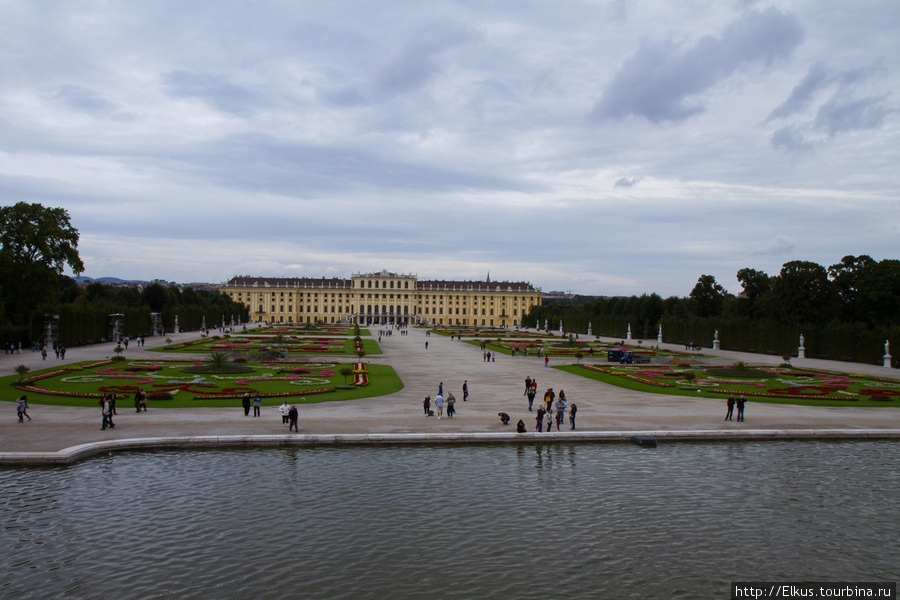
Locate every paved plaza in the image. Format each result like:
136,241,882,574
2,325,899,460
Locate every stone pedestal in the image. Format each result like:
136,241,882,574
798,346,806,359
884,354,892,368
626,324,632,341
713,339,720,350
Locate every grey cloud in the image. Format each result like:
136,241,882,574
614,176,641,188
766,63,830,121
373,21,482,97
163,70,264,117
592,8,803,123
770,125,812,152
814,94,893,137
769,62,893,150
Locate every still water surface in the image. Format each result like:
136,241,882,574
2,441,898,599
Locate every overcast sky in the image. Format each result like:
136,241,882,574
1,0,897,296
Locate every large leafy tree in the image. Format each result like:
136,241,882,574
0,202,84,327
854,259,900,326
689,274,727,317
770,260,838,324
828,254,875,321
735,267,771,318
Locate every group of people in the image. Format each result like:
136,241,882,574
100,393,117,430
40,344,68,360
279,401,300,432
725,394,747,422
423,380,468,419
534,393,577,432
242,392,263,417
133,388,148,413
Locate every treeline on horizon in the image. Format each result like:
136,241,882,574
524,256,900,366
3,277,250,347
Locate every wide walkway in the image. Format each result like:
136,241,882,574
1,325,899,459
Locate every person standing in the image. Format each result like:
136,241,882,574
736,395,746,422
434,394,444,419
544,389,555,414
725,394,735,421
446,393,456,418
101,396,113,430
555,393,567,427
138,388,147,412
242,392,251,416
544,356,549,368
527,386,536,411
546,410,553,432
280,401,291,425
134,389,142,413
569,403,577,430
463,380,469,401
535,407,545,431
423,395,431,416
438,382,443,396
253,393,262,417
16,395,31,422
288,405,299,432
524,376,532,395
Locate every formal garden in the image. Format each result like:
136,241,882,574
6,357,402,408
148,322,379,357
559,361,900,407
430,326,694,361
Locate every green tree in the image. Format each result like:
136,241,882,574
689,274,727,318
0,202,84,328
855,259,900,326
735,268,771,318
828,255,875,321
771,260,837,324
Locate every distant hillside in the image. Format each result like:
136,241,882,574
74,276,149,285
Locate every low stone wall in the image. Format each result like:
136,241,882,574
2,430,899,466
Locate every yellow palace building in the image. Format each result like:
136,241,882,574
222,270,542,328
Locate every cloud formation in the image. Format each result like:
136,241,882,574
593,8,804,122
0,0,896,297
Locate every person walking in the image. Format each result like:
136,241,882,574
463,380,469,401
725,394,735,421
446,393,456,418
16,395,31,422
736,395,746,422
423,395,431,416
288,405,299,432
100,396,113,430
527,386,536,411
535,407,545,432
